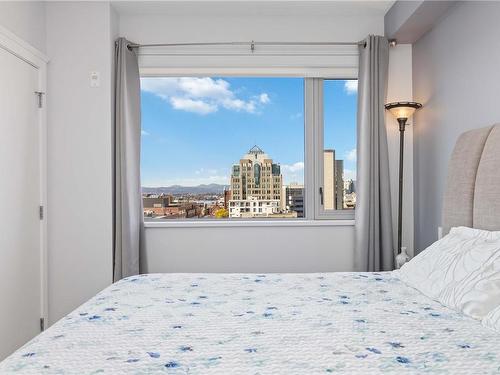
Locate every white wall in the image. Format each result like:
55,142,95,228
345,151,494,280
413,1,500,252
0,1,46,53
144,224,354,273
119,5,394,273
45,2,116,324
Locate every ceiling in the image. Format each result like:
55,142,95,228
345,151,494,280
111,1,395,17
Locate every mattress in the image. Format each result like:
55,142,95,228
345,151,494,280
1,272,499,374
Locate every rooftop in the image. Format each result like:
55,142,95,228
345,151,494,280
248,145,265,154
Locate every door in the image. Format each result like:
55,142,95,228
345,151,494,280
0,45,42,360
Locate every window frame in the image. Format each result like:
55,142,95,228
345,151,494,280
139,45,357,226
310,78,357,221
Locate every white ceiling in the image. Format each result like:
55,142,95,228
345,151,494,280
112,1,395,17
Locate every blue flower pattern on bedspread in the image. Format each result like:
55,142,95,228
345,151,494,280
1,272,499,374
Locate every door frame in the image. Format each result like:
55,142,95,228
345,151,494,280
0,25,49,328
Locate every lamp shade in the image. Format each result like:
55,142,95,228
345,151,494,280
385,101,422,120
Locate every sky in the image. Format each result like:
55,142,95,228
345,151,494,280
140,77,357,187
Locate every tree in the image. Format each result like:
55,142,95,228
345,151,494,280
214,208,229,219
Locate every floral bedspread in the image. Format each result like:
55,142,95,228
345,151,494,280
1,272,499,374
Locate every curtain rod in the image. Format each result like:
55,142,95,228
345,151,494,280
128,40,370,51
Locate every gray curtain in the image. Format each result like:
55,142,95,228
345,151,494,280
113,38,142,281
354,35,394,272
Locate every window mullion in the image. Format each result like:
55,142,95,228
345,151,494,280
304,78,317,221
308,78,324,220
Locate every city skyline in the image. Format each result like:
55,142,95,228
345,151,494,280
143,144,354,220
140,77,357,187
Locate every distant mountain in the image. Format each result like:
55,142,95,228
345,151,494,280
142,184,229,195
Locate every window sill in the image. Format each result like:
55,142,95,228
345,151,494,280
143,219,355,228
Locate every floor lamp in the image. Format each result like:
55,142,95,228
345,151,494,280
385,101,422,267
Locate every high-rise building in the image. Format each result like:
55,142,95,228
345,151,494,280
324,150,335,210
344,179,356,209
223,189,231,209
335,159,344,209
285,183,304,217
323,149,345,210
229,146,283,217
344,179,355,194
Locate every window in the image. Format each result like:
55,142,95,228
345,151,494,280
141,77,305,220
320,79,357,216
140,76,357,222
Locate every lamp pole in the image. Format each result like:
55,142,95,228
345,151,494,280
385,101,422,259
397,118,407,254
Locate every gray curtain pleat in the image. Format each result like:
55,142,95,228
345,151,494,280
354,35,395,272
113,38,142,282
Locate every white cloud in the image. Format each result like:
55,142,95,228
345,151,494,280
344,80,358,95
221,98,256,113
141,77,270,115
290,112,302,120
281,162,304,173
345,148,356,162
177,77,230,99
343,169,357,180
140,78,179,99
280,162,304,185
141,129,150,136
170,97,217,115
259,93,270,104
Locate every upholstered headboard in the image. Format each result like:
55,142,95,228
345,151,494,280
442,124,500,235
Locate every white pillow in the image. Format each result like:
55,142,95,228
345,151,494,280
394,226,500,320
482,304,500,332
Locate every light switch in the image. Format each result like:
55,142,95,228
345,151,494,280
90,71,100,88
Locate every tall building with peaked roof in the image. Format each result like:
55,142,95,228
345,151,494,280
229,146,283,217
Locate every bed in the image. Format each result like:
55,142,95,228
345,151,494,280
0,272,499,374
1,125,499,374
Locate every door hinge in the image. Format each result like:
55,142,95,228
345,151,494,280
34,91,45,108
39,205,44,220
40,317,45,332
